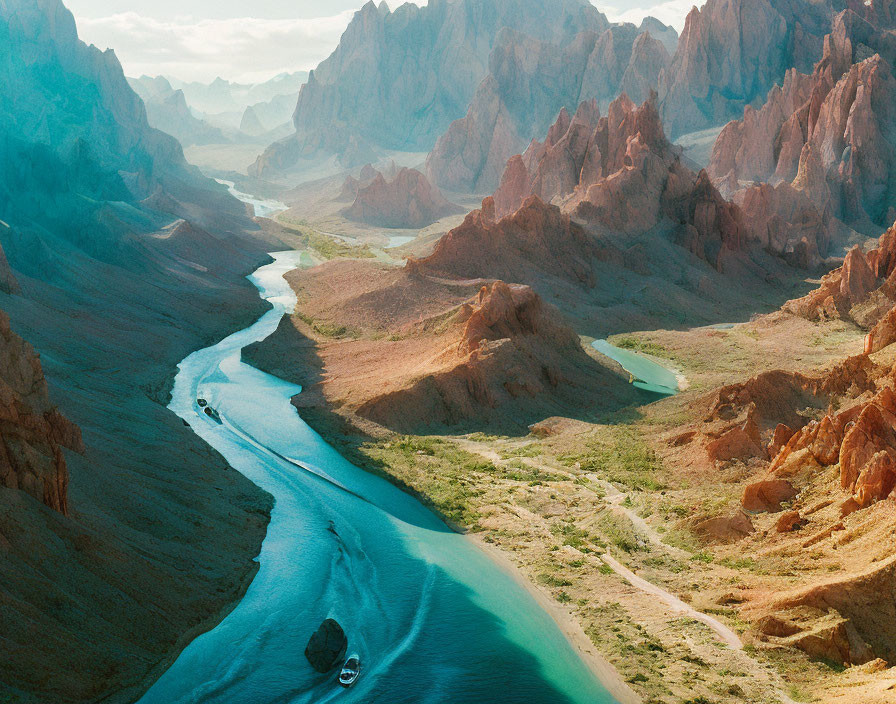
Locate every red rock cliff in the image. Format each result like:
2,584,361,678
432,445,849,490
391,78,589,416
0,310,83,514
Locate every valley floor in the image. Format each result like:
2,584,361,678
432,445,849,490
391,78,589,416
290,305,896,704
231,192,896,703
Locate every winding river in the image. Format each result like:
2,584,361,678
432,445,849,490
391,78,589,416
137,249,620,704
215,179,289,218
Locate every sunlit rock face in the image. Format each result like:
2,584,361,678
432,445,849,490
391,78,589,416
709,9,896,231
658,0,835,139
425,19,675,193
784,223,896,325
485,93,751,272
407,195,604,288
252,0,612,176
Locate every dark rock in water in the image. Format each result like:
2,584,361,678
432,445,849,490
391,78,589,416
305,619,348,673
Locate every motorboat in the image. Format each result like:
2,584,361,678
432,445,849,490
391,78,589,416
338,654,361,688
202,405,222,424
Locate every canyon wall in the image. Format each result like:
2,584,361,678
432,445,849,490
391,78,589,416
253,0,610,175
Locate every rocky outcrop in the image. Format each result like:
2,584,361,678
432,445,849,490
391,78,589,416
492,92,680,221
691,356,880,480
254,0,610,174
491,100,600,217
785,246,881,319
344,167,457,228
727,355,896,515
304,619,348,673
426,21,674,193
0,234,19,295
742,479,798,513
733,182,834,268
783,224,896,324
407,195,604,289
766,556,896,665
658,0,834,138
867,305,896,353
664,169,747,271
0,309,83,514
708,69,816,189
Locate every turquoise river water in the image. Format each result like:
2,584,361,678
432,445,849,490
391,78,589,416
136,251,620,704
591,341,680,396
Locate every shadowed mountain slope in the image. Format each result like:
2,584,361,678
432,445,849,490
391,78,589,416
0,1,301,701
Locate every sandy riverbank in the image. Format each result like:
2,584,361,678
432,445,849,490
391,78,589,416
468,535,640,704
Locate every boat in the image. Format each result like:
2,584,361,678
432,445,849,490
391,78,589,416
338,654,361,688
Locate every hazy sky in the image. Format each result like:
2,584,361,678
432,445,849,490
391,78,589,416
66,0,696,84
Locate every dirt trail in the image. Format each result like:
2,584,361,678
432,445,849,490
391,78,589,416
587,475,690,558
455,440,740,648
600,553,742,649
447,436,817,703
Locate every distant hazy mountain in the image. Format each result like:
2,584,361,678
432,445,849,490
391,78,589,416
253,0,611,177
167,71,308,116
0,5,213,240
129,75,229,146
241,93,298,135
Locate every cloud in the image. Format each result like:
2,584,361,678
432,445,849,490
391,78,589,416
596,0,700,32
74,10,356,83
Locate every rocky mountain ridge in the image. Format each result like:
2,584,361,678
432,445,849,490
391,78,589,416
425,19,675,192
709,9,896,232
658,0,836,138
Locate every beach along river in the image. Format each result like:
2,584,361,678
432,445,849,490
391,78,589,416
136,250,621,704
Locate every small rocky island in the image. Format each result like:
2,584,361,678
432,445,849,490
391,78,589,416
304,619,348,673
